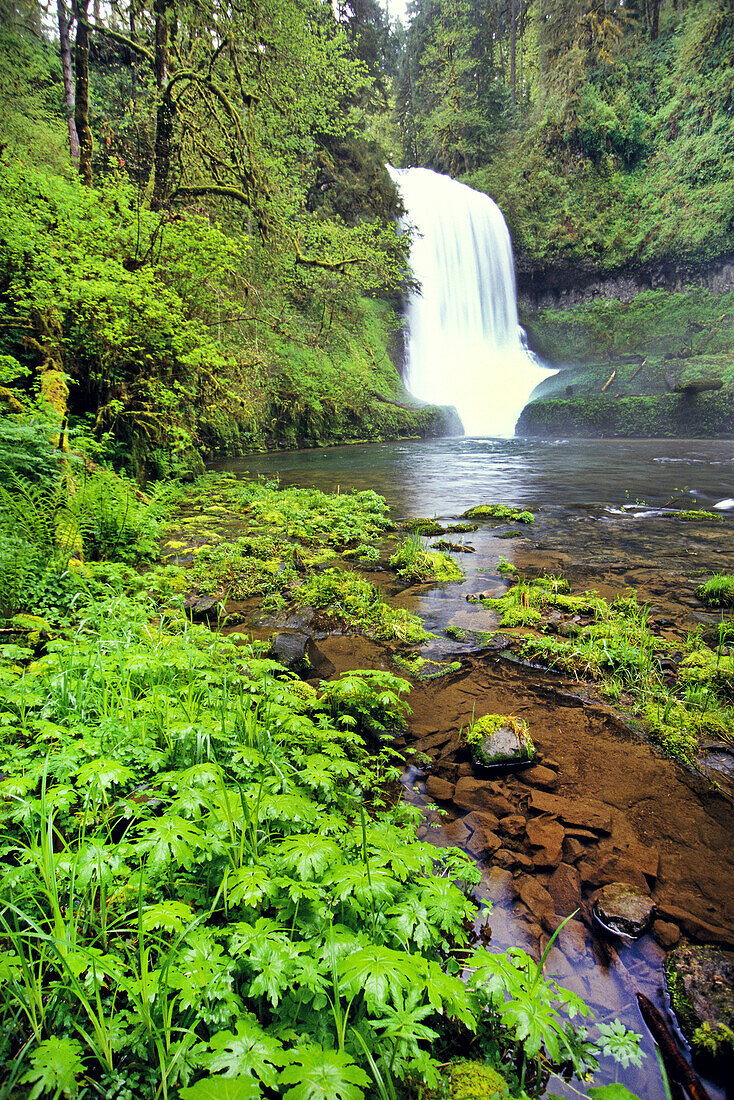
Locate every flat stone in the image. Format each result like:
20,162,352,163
412,731,453,754
425,775,456,802
526,817,565,869
548,863,582,917
615,842,659,881
463,810,501,834
499,814,526,839
652,920,682,950
527,790,612,834
593,881,655,939
518,876,556,922
666,944,734,1062
466,828,503,860
453,777,514,816
457,762,473,777
516,765,559,790
444,819,472,846
655,904,734,947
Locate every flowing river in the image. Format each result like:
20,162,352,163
216,436,734,1100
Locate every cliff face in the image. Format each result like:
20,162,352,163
517,272,734,440
516,252,734,313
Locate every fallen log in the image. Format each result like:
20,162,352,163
673,378,724,395
601,370,617,393
629,358,647,382
636,992,712,1100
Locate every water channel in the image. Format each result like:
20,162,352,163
216,436,734,1100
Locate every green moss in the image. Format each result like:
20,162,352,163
295,568,430,642
497,557,516,575
465,713,535,767
461,504,535,524
403,518,445,536
670,510,722,522
442,1061,509,1100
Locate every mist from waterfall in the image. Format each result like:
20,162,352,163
389,166,555,437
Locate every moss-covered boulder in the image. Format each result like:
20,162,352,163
665,944,734,1065
442,1061,509,1100
466,714,535,768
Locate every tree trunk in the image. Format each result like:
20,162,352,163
151,0,173,209
73,0,93,185
510,0,518,104
650,0,660,40
57,0,80,164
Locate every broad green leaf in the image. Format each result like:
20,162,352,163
203,1016,286,1085
21,1037,84,1099
179,1079,261,1100
279,1046,369,1100
338,946,421,1011
588,1087,644,1100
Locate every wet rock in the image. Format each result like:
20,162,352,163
184,594,220,619
463,810,501,834
425,775,456,802
453,777,514,816
548,863,582,917
517,764,559,790
494,848,534,871
498,813,526,839
652,920,682,950
469,716,536,769
412,731,453,754
518,876,556,923
444,819,472,846
466,828,503,860
269,632,334,677
665,943,734,1063
592,881,654,939
615,842,660,882
655,904,734,947
559,918,591,963
526,817,565,869
527,790,612,834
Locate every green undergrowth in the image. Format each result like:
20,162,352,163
162,475,430,643
0,572,645,1099
476,576,734,766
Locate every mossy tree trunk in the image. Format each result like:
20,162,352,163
57,0,80,165
151,0,174,210
73,0,93,185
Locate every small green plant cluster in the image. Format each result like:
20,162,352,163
496,557,516,575
295,568,429,643
696,574,734,609
461,505,535,524
389,538,463,585
464,715,535,767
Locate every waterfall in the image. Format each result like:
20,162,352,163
389,166,555,437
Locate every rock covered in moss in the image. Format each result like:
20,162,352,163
665,943,734,1064
466,714,535,768
461,503,535,524
592,881,654,939
442,1060,509,1099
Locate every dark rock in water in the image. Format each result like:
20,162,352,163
592,881,654,939
184,595,220,619
526,818,565,869
452,777,514,817
665,943,734,1064
652,920,681,950
269,631,334,678
517,764,559,790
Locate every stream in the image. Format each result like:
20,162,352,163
215,437,734,1100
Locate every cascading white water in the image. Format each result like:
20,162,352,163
390,166,555,437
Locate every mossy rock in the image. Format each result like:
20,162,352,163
441,1061,509,1100
466,713,535,768
696,574,734,608
462,504,535,524
665,944,734,1065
